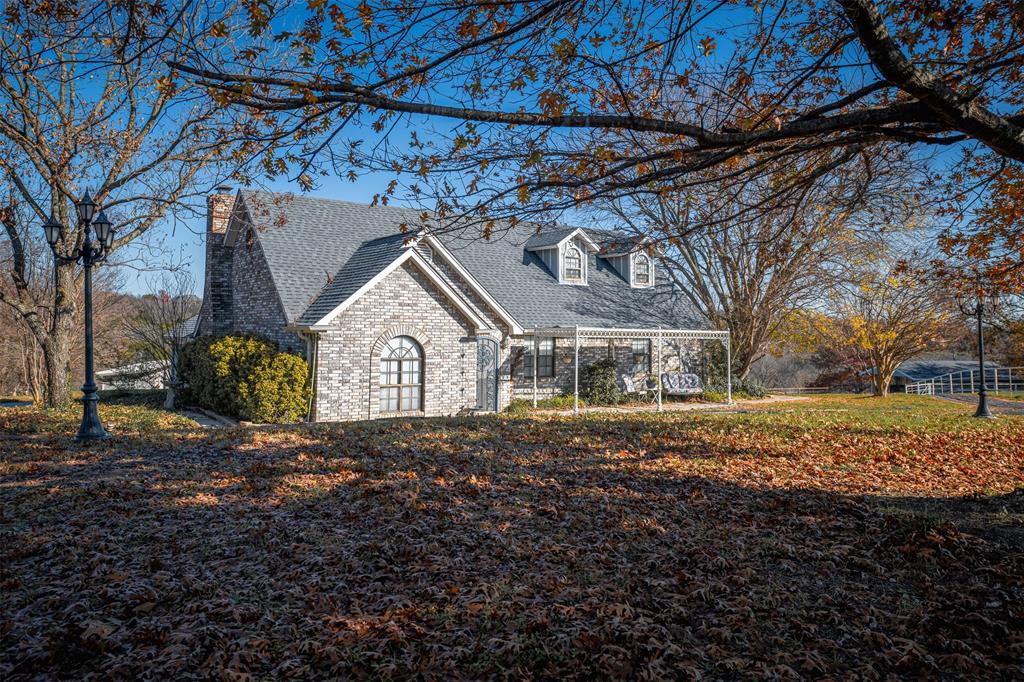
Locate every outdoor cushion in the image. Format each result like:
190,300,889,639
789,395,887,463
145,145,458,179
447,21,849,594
661,372,703,395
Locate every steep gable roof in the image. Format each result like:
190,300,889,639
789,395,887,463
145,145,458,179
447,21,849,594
235,191,708,331
297,233,409,326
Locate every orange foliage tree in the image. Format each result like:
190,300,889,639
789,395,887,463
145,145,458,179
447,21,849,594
174,0,1022,263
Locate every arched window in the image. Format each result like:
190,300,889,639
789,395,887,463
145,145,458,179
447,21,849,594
634,254,651,285
379,336,423,412
564,245,584,281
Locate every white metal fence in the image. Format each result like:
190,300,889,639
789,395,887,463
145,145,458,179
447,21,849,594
905,366,1024,396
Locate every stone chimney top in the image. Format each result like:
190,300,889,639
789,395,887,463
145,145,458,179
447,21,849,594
206,187,235,235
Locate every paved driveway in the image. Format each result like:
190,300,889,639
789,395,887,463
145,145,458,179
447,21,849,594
939,394,1024,416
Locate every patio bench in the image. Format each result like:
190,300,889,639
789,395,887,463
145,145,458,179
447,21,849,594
660,372,703,396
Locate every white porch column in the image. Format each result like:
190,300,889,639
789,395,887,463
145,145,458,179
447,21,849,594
725,333,732,404
573,325,580,414
532,334,538,408
656,327,663,412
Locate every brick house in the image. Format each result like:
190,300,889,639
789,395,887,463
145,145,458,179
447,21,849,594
196,189,728,421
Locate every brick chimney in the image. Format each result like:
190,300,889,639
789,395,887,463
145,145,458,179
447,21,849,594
197,186,236,335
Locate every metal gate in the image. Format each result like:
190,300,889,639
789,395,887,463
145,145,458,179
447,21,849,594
476,337,499,411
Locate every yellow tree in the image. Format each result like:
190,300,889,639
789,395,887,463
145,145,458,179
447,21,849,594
822,271,952,396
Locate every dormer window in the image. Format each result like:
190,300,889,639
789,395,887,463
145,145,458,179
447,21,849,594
564,245,584,282
634,254,651,285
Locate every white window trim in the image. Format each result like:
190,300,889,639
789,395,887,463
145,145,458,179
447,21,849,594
632,252,654,288
561,243,587,285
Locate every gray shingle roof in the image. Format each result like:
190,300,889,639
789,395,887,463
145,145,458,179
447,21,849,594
893,359,999,382
297,233,409,326
172,315,199,339
237,191,709,331
523,227,577,250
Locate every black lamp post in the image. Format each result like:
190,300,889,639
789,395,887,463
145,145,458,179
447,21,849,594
43,191,117,441
955,283,996,419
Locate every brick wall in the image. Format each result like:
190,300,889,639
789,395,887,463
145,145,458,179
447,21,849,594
312,261,481,422
197,191,236,335
230,228,305,355
418,242,514,409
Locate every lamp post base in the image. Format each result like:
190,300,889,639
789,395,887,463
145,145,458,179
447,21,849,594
973,392,994,419
75,392,110,441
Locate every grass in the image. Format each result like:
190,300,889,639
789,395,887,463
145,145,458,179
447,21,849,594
1,395,1022,679
0,399,196,437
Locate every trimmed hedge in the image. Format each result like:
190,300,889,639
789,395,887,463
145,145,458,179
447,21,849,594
178,334,310,423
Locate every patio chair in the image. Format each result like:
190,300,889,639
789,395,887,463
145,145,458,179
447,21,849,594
660,372,703,397
621,374,657,404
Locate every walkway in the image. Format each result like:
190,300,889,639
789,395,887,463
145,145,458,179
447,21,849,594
938,394,1024,416
535,394,806,415
177,408,238,428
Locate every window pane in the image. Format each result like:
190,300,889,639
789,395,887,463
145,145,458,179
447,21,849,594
632,340,650,373
525,338,555,378
635,256,650,284
402,359,420,385
565,247,583,280
401,386,420,411
380,336,424,411
380,387,399,412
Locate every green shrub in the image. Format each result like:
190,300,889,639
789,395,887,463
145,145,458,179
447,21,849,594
505,399,531,416
703,389,727,403
238,352,310,423
579,359,621,405
505,394,586,414
178,334,310,422
706,377,768,400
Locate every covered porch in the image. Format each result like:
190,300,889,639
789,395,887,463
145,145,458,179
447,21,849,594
524,326,732,413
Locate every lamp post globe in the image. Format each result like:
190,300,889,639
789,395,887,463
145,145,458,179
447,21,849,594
76,190,97,223
92,210,112,243
43,215,62,246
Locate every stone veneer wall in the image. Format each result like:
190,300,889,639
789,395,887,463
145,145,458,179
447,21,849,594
509,337,708,400
312,261,481,422
230,228,306,355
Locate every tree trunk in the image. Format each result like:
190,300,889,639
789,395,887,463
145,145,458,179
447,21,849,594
43,262,78,408
872,363,894,397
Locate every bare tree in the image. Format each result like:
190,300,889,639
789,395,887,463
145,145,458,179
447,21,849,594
1,0,252,407
609,153,906,379
124,272,200,365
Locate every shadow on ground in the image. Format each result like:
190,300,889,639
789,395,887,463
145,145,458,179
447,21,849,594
1,414,1022,679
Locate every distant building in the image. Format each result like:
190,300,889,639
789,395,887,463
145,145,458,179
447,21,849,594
888,359,1000,392
95,361,169,390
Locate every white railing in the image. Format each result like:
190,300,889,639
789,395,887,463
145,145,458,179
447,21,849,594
905,366,1024,396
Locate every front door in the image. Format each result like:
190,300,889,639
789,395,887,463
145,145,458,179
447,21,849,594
476,337,499,411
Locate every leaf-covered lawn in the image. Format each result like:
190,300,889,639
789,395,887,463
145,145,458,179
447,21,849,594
2,396,1022,679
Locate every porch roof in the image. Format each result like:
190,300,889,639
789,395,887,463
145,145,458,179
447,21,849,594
526,325,729,341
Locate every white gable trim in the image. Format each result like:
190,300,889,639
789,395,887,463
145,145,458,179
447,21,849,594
300,248,491,331
419,234,525,334
525,227,601,254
